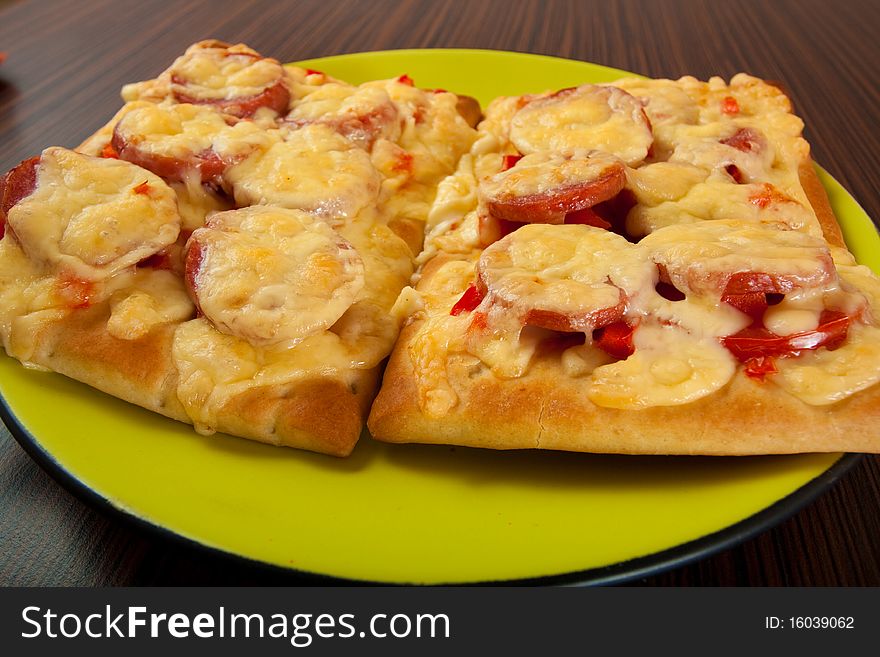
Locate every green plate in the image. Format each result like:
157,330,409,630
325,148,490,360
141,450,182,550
1,50,876,584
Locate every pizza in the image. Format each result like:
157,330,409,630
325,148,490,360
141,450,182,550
2,46,879,458
0,40,479,456
367,74,880,455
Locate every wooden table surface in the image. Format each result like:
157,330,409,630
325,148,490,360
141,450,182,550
1,0,878,586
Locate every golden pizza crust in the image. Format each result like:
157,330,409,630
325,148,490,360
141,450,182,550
800,159,845,247
27,303,189,422
368,318,880,455
22,302,374,456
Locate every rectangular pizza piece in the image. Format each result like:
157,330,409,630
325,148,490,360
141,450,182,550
368,74,880,455
0,41,479,456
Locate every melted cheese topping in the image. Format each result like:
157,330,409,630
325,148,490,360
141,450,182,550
763,305,821,335
670,130,775,182
169,181,231,232
465,314,546,379
170,44,284,100
226,124,381,220
479,149,622,213
190,206,365,346
626,162,708,207
403,259,474,414
287,83,401,149
774,323,880,405
76,101,157,157
115,103,275,163
107,269,194,340
0,236,62,362
628,179,822,238
509,85,652,165
587,323,736,409
639,220,834,295
478,224,651,324
368,79,478,183
611,78,700,127
1,41,484,444
407,72,880,416
8,147,180,280
561,343,614,377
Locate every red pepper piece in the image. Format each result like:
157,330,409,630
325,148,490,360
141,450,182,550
594,321,635,360
721,272,785,323
722,310,850,361
392,151,414,173
397,74,414,86
721,96,740,115
721,127,762,153
101,142,119,159
450,283,485,316
133,181,151,195
501,154,523,171
743,356,778,381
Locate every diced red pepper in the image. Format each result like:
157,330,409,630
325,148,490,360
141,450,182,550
743,356,778,381
721,96,740,115
133,181,151,195
397,74,414,86
101,142,119,159
721,127,762,153
501,154,523,171
450,283,485,316
722,310,850,361
594,321,636,360
305,68,324,76
721,272,786,323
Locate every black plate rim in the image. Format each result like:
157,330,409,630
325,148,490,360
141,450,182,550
0,387,861,586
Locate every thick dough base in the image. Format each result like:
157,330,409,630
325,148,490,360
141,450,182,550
368,321,880,454
26,303,374,456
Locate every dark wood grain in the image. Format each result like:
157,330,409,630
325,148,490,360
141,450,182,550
1,0,878,586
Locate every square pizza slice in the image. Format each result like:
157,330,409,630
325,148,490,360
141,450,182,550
368,74,880,454
0,40,480,456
